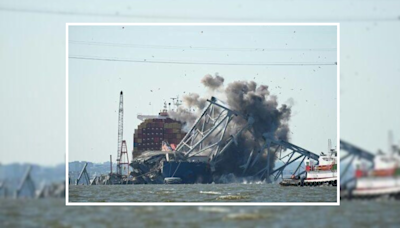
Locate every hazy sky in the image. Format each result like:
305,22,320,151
0,0,399,166
68,26,337,163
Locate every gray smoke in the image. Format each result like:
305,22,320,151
167,107,197,132
168,93,207,132
182,93,207,110
224,81,291,141
168,74,292,181
201,73,224,90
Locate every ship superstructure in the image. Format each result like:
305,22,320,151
303,147,337,185
351,152,400,197
340,134,400,200
280,140,337,187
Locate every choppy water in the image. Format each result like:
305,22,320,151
69,183,336,202
1,199,399,227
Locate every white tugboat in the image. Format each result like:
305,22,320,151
349,152,400,198
302,148,337,186
280,140,337,187
340,132,400,199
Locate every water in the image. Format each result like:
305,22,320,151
68,183,336,202
1,199,399,227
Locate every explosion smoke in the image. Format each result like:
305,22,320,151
182,93,207,110
168,74,292,181
201,73,224,90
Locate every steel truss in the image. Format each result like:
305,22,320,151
174,96,320,182
118,140,130,176
340,140,375,188
16,165,36,198
174,97,253,163
243,137,320,182
76,163,90,185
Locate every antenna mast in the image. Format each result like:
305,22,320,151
328,139,332,152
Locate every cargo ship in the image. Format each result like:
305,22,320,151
132,106,186,158
347,153,400,199
130,104,212,184
161,160,212,184
280,146,337,187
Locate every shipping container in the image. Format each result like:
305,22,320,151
133,115,186,153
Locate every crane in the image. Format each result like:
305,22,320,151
117,91,123,175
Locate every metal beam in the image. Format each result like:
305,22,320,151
174,97,242,162
76,163,90,185
273,151,295,181
293,156,306,176
16,166,35,198
340,154,356,179
270,154,304,176
340,152,352,161
340,140,375,162
266,138,320,162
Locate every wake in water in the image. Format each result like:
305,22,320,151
217,195,250,201
215,173,267,184
199,191,222,195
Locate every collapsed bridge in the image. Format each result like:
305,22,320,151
340,140,375,190
131,96,320,184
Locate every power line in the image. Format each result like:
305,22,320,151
0,6,187,20
69,40,336,52
69,55,337,66
1,6,400,22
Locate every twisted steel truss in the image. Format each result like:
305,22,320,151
340,140,375,188
76,163,90,185
173,96,320,182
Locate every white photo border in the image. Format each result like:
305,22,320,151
66,22,340,206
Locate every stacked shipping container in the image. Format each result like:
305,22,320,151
133,117,186,157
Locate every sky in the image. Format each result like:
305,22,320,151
0,0,399,166
68,26,337,163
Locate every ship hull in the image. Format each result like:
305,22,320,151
280,177,337,186
353,176,400,196
304,170,337,185
161,161,212,184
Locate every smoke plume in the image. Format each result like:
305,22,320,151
168,74,292,181
182,93,207,110
201,73,224,90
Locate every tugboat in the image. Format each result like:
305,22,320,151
164,177,183,184
280,142,337,187
302,148,337,186
348,152,400,199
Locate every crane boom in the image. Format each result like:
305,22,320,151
117,91,124,175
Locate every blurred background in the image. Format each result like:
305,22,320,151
1,0,399,227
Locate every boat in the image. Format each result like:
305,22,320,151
164,177,182,184
161,159,212,184
302,148,337,186
347,152,400,199
279,177,301,186
280,144,337,187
